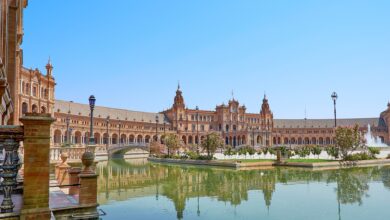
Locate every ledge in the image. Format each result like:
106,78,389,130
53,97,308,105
149,157,390,169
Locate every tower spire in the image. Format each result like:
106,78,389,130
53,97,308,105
177,81,180,91
45,56,53,77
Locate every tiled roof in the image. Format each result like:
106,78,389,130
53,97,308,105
54,100,169,124
274,118,380,129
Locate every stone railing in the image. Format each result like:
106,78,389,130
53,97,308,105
50,147,92,161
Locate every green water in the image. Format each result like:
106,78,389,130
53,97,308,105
97,159,390,220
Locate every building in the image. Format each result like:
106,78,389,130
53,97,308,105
49,85,390,148
5,1,389,148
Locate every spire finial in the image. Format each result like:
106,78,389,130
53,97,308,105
177,81,180,90
46,56,53,76
231,89,234,100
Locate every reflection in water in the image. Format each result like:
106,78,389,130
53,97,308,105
97,160,390,220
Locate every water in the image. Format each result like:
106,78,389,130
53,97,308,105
365,124,388,147
97,159,390,220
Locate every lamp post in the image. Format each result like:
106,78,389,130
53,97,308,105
196,106,199,154
251,126,255,148
331,92,338,128
106,116,109,152
88,95,96,144
155,115,159,142
66,115,70,146
118,119,121,146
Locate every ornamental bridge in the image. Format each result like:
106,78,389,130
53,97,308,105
107,143,150,158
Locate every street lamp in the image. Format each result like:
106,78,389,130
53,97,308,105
106,116,109,151
196,106,199,154
331,92,338,127
117,117,121,146
66,115,70,145
155,115,159,142
88,95,96,144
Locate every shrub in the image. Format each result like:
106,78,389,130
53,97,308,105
326,146,339,159
296,146,310,158
224,145,234,156
368,147,380,158
310,145,322,158
197,155,214,160
344,152,375,161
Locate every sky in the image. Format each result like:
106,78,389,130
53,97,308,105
22,0,390,119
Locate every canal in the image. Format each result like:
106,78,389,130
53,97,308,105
97,159,390,220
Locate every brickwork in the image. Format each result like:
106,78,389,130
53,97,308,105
19,113,55,220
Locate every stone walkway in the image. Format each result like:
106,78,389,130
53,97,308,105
49,179,79,209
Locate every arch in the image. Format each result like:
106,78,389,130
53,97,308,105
298,137,303,145
225,137,229,145
54,129,62,144
74,131,82,144
273,137,277,145
181,135,186,145
195,136,199,144
325,137,331,145
238,136,241,146
103,133,109,145
41,106,47,113
153,135,158,142
311,137,317,145
277,137,281,145
291,138,296,144
84,132,90,145
112,133,118,144
22,102,28,115
257,136,262,145
188,135,193,144
319,137,324,145
304,137,310,145
120,134,127,144
129,134,135,143
94,133,101,144
32,104,38,113
145,135,151,143
284,137,289,144
137,135,143,143
242,135,246,145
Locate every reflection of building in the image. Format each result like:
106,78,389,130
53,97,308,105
49,85,390,148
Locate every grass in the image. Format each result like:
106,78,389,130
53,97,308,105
286,159,334,163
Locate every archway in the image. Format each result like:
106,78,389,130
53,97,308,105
41,106,46,113
129,134,135,143
112,133,118,144
22,102,28,115
94,133,101,144
121,134,127,144
75,131,82,144
103,133,109,145
54,130,62,144
145,135,151,143
32,104,38,113
137,135,143,143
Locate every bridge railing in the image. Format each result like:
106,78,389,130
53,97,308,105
50,147,89,161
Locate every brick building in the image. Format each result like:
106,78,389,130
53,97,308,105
49,85,390,148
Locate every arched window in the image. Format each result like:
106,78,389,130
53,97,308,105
32,104,38,113
41,106,46,113
22,102,28,115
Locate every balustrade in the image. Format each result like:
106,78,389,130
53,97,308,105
0,126,23,213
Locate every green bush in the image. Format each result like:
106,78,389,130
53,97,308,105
310,145,322,158
296,146,310,158
197,155,214,160
344,152,375,161
368,147,380,157
224,145,235,156
326,146,339,159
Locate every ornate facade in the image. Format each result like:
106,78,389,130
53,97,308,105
49,85,390,148
6,1,390,147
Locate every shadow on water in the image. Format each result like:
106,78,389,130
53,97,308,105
97,159,390,220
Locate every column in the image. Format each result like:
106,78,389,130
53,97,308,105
20,113,55,219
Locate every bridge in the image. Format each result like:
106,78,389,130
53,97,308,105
107,143,150,158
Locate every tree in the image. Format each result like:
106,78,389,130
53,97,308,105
335,124,362,160
201,132,224,157
164,134,181,157
150,140,164,155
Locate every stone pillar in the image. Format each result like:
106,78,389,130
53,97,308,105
78,151,98,207
20,113,55,220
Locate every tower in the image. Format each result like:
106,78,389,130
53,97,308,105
260,94,273,146
45,57,53,77
171,83,186,132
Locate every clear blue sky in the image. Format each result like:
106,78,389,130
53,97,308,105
23,0,390,119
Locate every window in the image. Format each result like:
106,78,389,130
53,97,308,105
201,125,205,131
32,86,37,97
